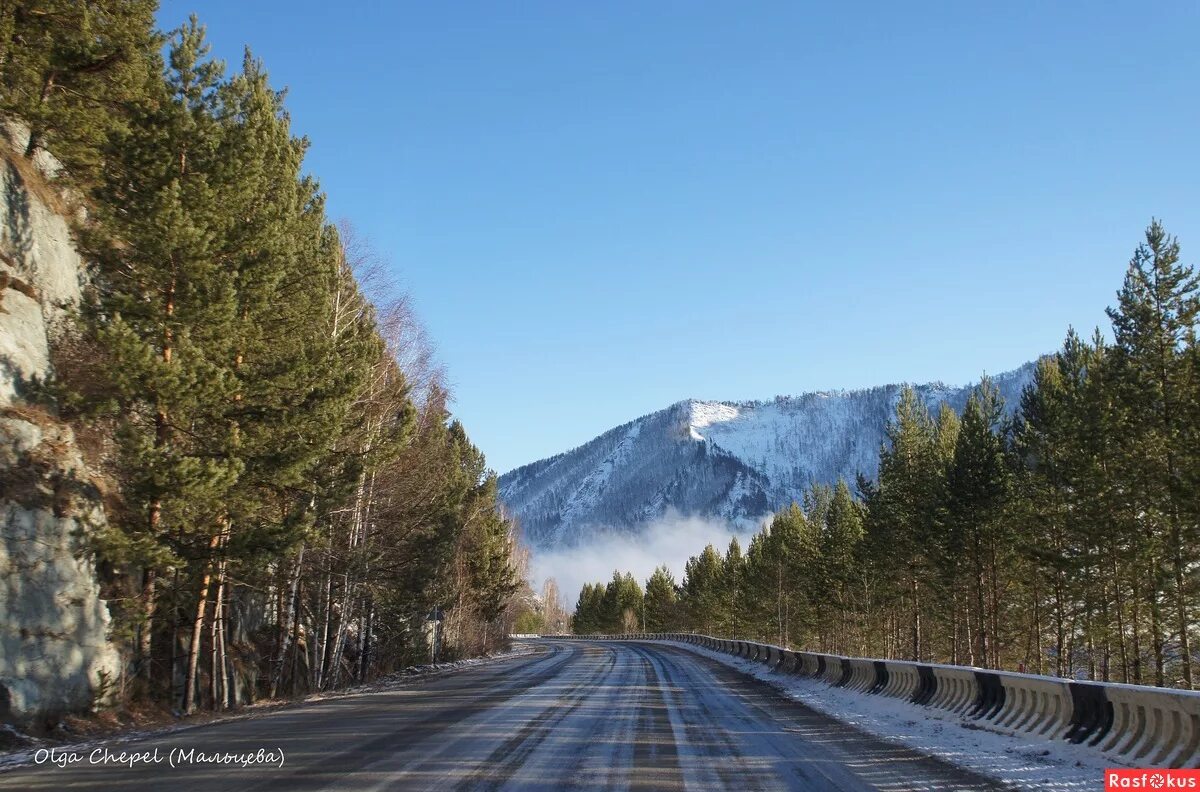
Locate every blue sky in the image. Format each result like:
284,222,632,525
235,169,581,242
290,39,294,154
158,1,1200,474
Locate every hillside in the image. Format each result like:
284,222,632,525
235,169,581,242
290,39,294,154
499,364,1036,547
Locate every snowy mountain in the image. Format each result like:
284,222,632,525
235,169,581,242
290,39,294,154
498,364,1038,548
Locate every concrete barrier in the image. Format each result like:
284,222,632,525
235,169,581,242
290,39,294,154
825,656,850,686
990,672,1073,737
882,661,919,700
845,658,876,692
930,666,978,715
973,671,1005,720
1063,681,1110,745
796,652,823,677
1100,683,1200,766
779,650,801,674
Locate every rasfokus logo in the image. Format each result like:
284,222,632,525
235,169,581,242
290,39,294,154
1106,770,1200,790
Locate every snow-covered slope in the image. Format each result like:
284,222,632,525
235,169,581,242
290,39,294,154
499,364,1037,549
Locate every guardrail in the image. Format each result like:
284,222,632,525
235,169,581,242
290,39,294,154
546,632,1200,768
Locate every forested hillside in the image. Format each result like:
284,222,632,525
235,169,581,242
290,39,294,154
576,221,1200,690
1,2,524,718
498,366,1035,548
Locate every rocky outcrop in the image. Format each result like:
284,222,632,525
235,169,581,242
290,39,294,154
0,127,120,726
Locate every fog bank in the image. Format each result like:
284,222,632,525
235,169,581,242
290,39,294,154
529,511,762,612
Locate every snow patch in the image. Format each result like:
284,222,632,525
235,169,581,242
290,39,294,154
560,421,643,525
661,640,1117,791
687,401,740,432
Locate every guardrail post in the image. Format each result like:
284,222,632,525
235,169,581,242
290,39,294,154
913,665,936,705
972,671,1005,720
1064,682,1112,745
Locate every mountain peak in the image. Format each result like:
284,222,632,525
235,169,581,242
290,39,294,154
683,400,740,441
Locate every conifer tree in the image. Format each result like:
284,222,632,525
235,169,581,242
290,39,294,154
1106,221,1199,687
82,19,242,700
644,566,678,632
718,537,747,635
681,545,724,635
821,479,864,654
868,386,939,660
0,0,159,181
573,583,606,634
946,379,1010,668
756,503,820,647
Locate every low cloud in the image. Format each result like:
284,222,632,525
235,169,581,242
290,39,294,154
529,511,762,609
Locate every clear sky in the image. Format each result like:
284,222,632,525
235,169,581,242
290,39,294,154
157,1,1199,475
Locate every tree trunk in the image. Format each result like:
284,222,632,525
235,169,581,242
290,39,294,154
1131,578,1143,685
1173,541,1193,688
1032,572,1043,675
210,536,230,710
988,536,1000,669
183,532,221,713
1113,553,1129,683
910,573,921,662
359,596,374,683
1149,562,1165,686
973,531,987,668
315,563,332,690
269,545,305,699
137,567,156,689
1054,572,1066,677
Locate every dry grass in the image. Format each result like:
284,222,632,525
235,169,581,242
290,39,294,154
0,130,72,217
0,401,58,429
56,699,179,740
0,267,39,300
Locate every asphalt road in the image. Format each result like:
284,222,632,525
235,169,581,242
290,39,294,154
0,640,1008,791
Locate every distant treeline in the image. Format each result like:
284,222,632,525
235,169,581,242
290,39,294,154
2,3,523,714
576,221,1200,690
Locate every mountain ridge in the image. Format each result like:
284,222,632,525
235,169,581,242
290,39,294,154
499,363,1039,549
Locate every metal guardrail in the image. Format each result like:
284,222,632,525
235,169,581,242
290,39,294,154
548,632,1200,768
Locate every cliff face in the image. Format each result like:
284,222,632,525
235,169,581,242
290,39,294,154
0,129,120,727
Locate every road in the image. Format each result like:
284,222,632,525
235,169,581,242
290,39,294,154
0,640,1007,791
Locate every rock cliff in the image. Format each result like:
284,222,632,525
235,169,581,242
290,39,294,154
0,127,120,727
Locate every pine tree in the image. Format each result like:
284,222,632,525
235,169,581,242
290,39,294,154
821,479,864,654
0,0,159,182
869,386,940,660
82,19,242,702
644,566,678,632
603,571,644,633
718,537,746,636
1106,221,1199,687
572,583,605,634
681,545,724,635
1014,350,1077,676
946,378,1010,669
755,503,820,647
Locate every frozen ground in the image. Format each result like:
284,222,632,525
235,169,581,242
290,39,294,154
0,640,1006,791
0,644,535,771
658,639,1117,791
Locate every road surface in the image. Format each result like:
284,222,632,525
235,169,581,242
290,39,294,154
0,640,1007,791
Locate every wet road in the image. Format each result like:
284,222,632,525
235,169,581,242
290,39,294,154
0,640,1007,791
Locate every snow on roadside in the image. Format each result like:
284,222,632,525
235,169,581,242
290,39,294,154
662,640,1117,791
